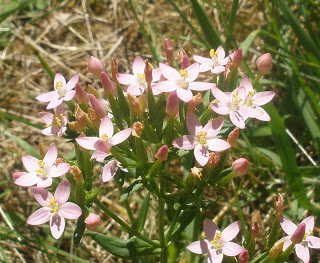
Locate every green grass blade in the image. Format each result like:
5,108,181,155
38,54,55,79
0,0,33,24
224,0,239,53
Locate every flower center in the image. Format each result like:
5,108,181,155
197,131,207,145
55,81,65,96
244,90,256,107
137,73,146,86
303,230,313,240
46,113,64,128
47,196,60,213
101,134,109,142
178,69,189,88
210,49,219,66
211,232,223,249
230,90,243,111
36,160,48,177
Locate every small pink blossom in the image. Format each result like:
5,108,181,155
76,116,132,163
39,105,68,137
85,213,101,229
116,56,161,96
27,179,82,239
193,46,229,74
280,216,320,263
36,73,79,109
232,158,249,176
153,63,215,103
102,160,128,182
187,219,242,263
172,112,230,166
14,145,70,188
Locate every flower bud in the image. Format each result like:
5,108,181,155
128,94,146,117
179,50,190,69
144,59,153,87
75,83,88,105
228,127,239,145
231,48,243,68
269,239,284,258
166,91,179,116
232,158,249,176
207,152,220,168
251,221,259,238
155,145,168,162
88,56,104,77
111,57,119,84
89,94,107,119
87,108,100,126
290,223,306,244
251,211,261,226
132,121,144,137
164,39,174,66
85,213,101,229
101,72,115,95
239,249,249,263
74,105,86,132
256,53,272,74
187,93,202,112
274,193,284,217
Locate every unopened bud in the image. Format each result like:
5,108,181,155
85,213,101,229
274,193,284,217
231,48,243,68
88,56,104,77
187,93,202,112
239,249,249,263
251,221,259,238
207,152,220,168
155,145,168,162
164,39,174,66
101,72,115,95
144,59,153,87
89,94,107,119
111,57,119,84
290,223,306,244
87,108,100,126
70,165,82,182
269,239,284,258
232,158,249,176
132,121,144,137
228,127,239,145
128,94,146,117
256,53,272,74
87,84,100,98
166,91,179,116
179,50,190,69
75,83,88,105
251,211,261,226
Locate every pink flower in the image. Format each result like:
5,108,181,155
193,46,229,74
152,63,215,103
14,145,70,188
27,179,82,239
102,160,128,182
39,105,68,137
75,116,132,163
232,158,249,176
172,112,230,166
85,213,101,229
116,56,161,96
280,216,320,263
187,218,242,263
36,73,79,109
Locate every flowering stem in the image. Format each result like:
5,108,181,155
252,72,263,87
165,206,182,242
159,172,167,262
94,199,158,247
267,216,280,250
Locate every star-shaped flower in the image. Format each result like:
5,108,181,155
39,105,68,137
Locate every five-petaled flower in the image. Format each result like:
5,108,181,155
280,216,320,263
27,179,82,239
14,144,70,188
102,160,128,183
39,105,68,137
37,73,79,109
172,112,230,166
187,218,243,263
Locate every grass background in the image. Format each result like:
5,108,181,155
0,0,319,262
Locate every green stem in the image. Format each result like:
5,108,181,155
159,173,167,263
252,72,263,87
94,199,158,247
165,207,182,242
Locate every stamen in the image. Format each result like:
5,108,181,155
180,69,188,77
197,131,207,145
38,160,45,169
101,134,109,142
55,81,63,90
47,197,60,213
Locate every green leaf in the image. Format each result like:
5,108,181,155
240,30,260,56
119,182,143,202
169,209,197,242
85,232,159,260
132,193,150,233
73,214,86,248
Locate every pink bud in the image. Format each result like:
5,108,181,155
155,145,168,162
89,94,107,119
239,249,249,263
101,72,114,95
228,127,239,145
232,158,249,176
290,223,306,244
75,83,88,104
84,213,101,229
164,39,174,65
231,48,243,68
144,59,153,87
256,53,272,74
274,193,284,217
179,50,190,69
166,91,179,116
88,56,104,77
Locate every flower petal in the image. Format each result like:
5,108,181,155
172,135,197,150
50,213,65,239
36,91,59,103
31,187,52,206
282,236,292,251
46,98,64,110
203,218,219,241
43,144,57,169
64,90,76,101
189,82,215,91
76,136,99,151
91,150,109,163
186,240,210,254
117,73,136,85
36,177,53,188
207,139,231,152
22,155,39,172
208,249,223,263
54,179,70,205
221,221,241,242
110,128,132,145
280,216,297,236
14,172,39,187
54,73,66,89
194,144,209,166
49,163,70,178
99,116,114,138
193,55,211,64
295,244,310,263
203,117,224,138
217,45,225,61
159,63,180,81
306,236,320,249
230,111,246,129
65,73,79,91
211,66,225,74
301,216,314,234
60,202,82,219
186,63,200,82
177,87,193,103
127,84,144,96
186,112,203,136
253,107,271,121
132,56,145,75
221,242,243,256
27,207,51,225
253,91,275,106
102,160,119,182
210,102,230,115
239,76,253,92
211,87,230,103
39,112,54,124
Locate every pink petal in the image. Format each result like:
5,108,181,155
64,73,79,91
43,144,57,169
222,242,243,256
239,105,264,119
46,98,64,109
193,55,211,64
127,84,144,96
36,177,53,188
36,91,59,102
211,66,225,74
253,91,275,106
117,73,136,85
186,240,210,254
194,144,209,166
76,137,99,151
208,249,224,263
54,73,66,89
306,236,320,249
172,135,197,150
282,236,292,251
210,102,230,115
239,76,253,92
60,202,82,219
217,45,225,61
64,90,76,101
186,112,203,136
102,161,119,182
280,216,297,236
301,216,314,234
152,67,161,82
27,207,51,225
110,128,132,145
14,172,39,187
54,179,70,205
41,126,58,136
295,244,310,263
39,112,54,124
221,221,241,242
31,187,52,206
199,63,213,72
186,63,200,82
91,150,109,163
159,63,180,81
49,163,70,178
207,138,230,152
94,140,112,153
152,81,178,92
22,155,39,172
50,213,65,239
189,82,215,91
177,87,193,103
57,126,67,137
203,117,224,138
230,111,246,129
132,56,145,75
203,218,219,241
211,87,230,103
253,107,271,121
99,116,114,138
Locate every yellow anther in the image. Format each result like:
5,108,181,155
137,73,145,80
180,69,188,77
211,232,223,248
101,134,109,142
38,160,45,169
55,81,63,90
210,49,219,58
248,90,256,96
197,131,207,145
47,196,60,213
